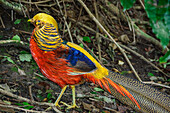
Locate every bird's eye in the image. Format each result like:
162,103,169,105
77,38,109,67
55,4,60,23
36,20,41,25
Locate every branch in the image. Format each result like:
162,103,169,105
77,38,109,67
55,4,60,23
0,88,62,113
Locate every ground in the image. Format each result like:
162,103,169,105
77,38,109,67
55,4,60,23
0,0,169,113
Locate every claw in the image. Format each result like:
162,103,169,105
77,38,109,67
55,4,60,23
60,101,79,109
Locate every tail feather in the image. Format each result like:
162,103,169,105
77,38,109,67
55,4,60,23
107,78,125,96
100,79,111,93
106,71,170,113
119,84,141,109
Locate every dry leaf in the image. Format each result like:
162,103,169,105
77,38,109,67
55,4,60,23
118,60,124,66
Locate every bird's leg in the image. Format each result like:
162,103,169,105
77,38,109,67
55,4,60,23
45,85,68,111
54,85,68,107
60,85,79,109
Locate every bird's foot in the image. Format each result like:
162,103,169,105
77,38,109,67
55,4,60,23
55,102,61,108
45,102,61,111
60,101,79,109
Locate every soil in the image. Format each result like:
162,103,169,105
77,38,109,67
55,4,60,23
0,1,169,113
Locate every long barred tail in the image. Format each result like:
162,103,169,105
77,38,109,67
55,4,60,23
105,71,170,113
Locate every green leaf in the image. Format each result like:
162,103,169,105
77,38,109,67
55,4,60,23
14,19,21,24
24,105,34,110
6,57,15,64
46,89,53,93
48,100,52,103
47,93,52,100
148,73,155,76
90,91,97,94
12,35,21,41
120,71,129,75
103,96,113,103
159,50,170,63
20,51,29,54
83,36,91,43
145,0,170,49
19,54,32,62
91,36,95,39
94,87,104,92
15,103,22,106
79,43,84,48
120,0,136,11
22,102,30,105
11,67,18,72
151,21,169,49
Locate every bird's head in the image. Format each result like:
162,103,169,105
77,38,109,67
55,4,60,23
28,13,63,51
28,13,58,32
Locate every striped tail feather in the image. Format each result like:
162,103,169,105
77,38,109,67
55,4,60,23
106,71,170,113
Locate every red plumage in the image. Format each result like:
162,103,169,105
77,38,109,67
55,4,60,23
30,36,83,88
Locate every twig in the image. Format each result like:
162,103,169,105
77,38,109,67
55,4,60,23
0,104,47,113
125,11,136,44
13,0,51,4
0,16,5,28
0,0,27,15
119,43,169,77
103,106,120,113
138,0,145,9
94,0,102,61
0,88,62,113
0,40,29,51
18,0,27,17
55,0,73,43
142,81,170,89
14,29,32,35
34,72,47,79
29,84,34,101
77,0,142,82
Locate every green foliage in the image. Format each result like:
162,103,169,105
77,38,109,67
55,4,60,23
14,19,21,24
145,0,169,49
79,43,84,48
99,96,114,103
159,50,170,63
19,51,32,62
47,93,52,100
83,36,91,43
15,102,34,110
120,0,136,11
11,67,18,72
94,87,104,92
2,56,15,64
147,72,155,76
12,35,21,41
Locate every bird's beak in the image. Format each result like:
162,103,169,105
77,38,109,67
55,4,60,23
27,19,32,22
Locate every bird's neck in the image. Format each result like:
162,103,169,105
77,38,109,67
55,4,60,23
33,23,63,51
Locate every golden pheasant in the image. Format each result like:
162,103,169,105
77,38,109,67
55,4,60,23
28,13,170,112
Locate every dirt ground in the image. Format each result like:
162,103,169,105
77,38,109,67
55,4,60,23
0,0,169,113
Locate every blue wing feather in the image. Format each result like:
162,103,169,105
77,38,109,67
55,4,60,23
66,47,96,69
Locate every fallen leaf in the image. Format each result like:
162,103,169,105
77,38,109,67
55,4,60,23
0,83,11,91
18,68,26,75
82,102,94,111
118,60,124,66
118,35,130,44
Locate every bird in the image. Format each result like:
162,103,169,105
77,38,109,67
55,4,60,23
28,13,170,112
